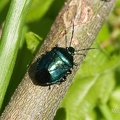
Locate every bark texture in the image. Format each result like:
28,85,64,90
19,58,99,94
1,0,117,120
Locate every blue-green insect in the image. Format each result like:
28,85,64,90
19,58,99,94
34,46,75,86
34,23,79,86
34,24,93,86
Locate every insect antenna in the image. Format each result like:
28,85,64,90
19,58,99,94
64,29,68,47
69,23,74,47
75,48,97,52
74,48,97,56
64,22,75,47
74,53,86,56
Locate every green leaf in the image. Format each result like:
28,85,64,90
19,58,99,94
26,0,54,23
96,23,110,42
0,0,10,12
109,85,120,119
26,32,43,54
0,0,32,109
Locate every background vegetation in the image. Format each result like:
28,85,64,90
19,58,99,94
0,0,120,119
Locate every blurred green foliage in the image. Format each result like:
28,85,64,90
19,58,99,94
0,0,120,119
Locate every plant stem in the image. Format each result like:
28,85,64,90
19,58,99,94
0,0,32,109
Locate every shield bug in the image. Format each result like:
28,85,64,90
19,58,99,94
34,23,95,86
34,26,75,86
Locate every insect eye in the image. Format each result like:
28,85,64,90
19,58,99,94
67,47,75,55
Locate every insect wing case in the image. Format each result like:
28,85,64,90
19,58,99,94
35,47,74,85
49,47,74,81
